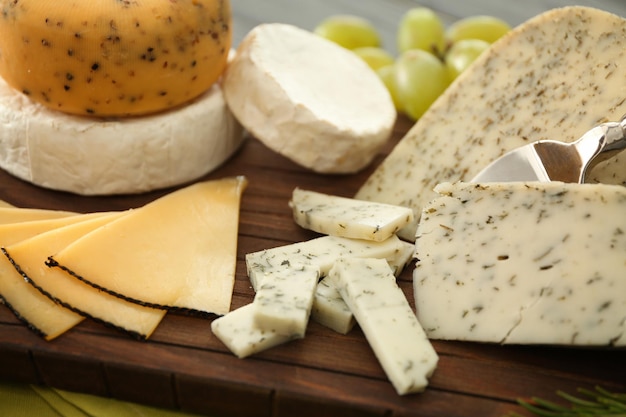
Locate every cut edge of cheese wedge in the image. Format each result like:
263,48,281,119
355,6,626,241
0,76,245,196
223,23,396,174
4,212,166,341
47,177,247,316
414,181,626,346
289,188,414,242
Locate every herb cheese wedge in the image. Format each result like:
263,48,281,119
414,181,626,346
356,6,626,241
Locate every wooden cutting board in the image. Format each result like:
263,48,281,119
0,116,624,417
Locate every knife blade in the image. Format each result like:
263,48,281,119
471,117,626,183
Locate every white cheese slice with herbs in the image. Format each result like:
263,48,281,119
246,234,407,291
328,257,438,395
289,188,414,241
223,23,395,174
310,276,357,335
310,242,414,334
414,181,626,346
356,6,626,241
211,303,297,358
253,264,319,338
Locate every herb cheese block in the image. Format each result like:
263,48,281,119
329,258,438,395
47,177,247,316
414,181,626,346
246,234,408,291
0,0,232,117
289,188,414,241
223,23,396,174
0,76,244,195
356,6,626,241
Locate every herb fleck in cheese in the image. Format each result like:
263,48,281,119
289,188,414,241
414,181,626,346
329,257,438,395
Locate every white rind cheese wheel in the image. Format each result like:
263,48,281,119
223,23,396,174
0,77,244,196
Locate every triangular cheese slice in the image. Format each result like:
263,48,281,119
0,212,117,340
0,207,76,224
5,212,166,340
49,177,247,315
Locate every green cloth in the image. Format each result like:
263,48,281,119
0,382,203,417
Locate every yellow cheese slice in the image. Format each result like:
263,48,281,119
5,212,167,340
0,200,14,208
0,212,118,340
49,177,247,315
0,207,76,225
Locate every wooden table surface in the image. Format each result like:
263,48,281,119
1,1,626,416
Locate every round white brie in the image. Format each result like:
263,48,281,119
0,77,244,196
223,23,396,174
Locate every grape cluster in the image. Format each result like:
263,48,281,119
314,9,511,121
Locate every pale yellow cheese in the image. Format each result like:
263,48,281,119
0,207,76,224
49,177,247,315
0,200,14,208
6,212,166,340
356,6,626,241
0,212,117,340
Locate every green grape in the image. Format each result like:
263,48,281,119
352,47,395,71
314,15,382,50
394,49,449,120
397,7,446,56
376,64,403,111
445,15,511,44
444,39,490,81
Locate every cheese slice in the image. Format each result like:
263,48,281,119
414,181,626,346
48,177,247,315
289,188,414,241
0,207,76,224
223,23,395,174
311,241,415,334
328,258,438,395
0,200,14,208
356,6,626,241
0,77,244,195
211,303,297,359
246,234,408,291
0,212,117,340
5,212,167,340
253,264,319,338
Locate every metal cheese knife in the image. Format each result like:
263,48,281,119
472,116,626,183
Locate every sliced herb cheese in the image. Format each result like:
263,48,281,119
253,264,320,338
211,303,297,358
310,275,357,335
289,188,414,241
328,257,438,395
414,181,626,346
356,6,626,241
246,234,407,291
311,241,415,334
